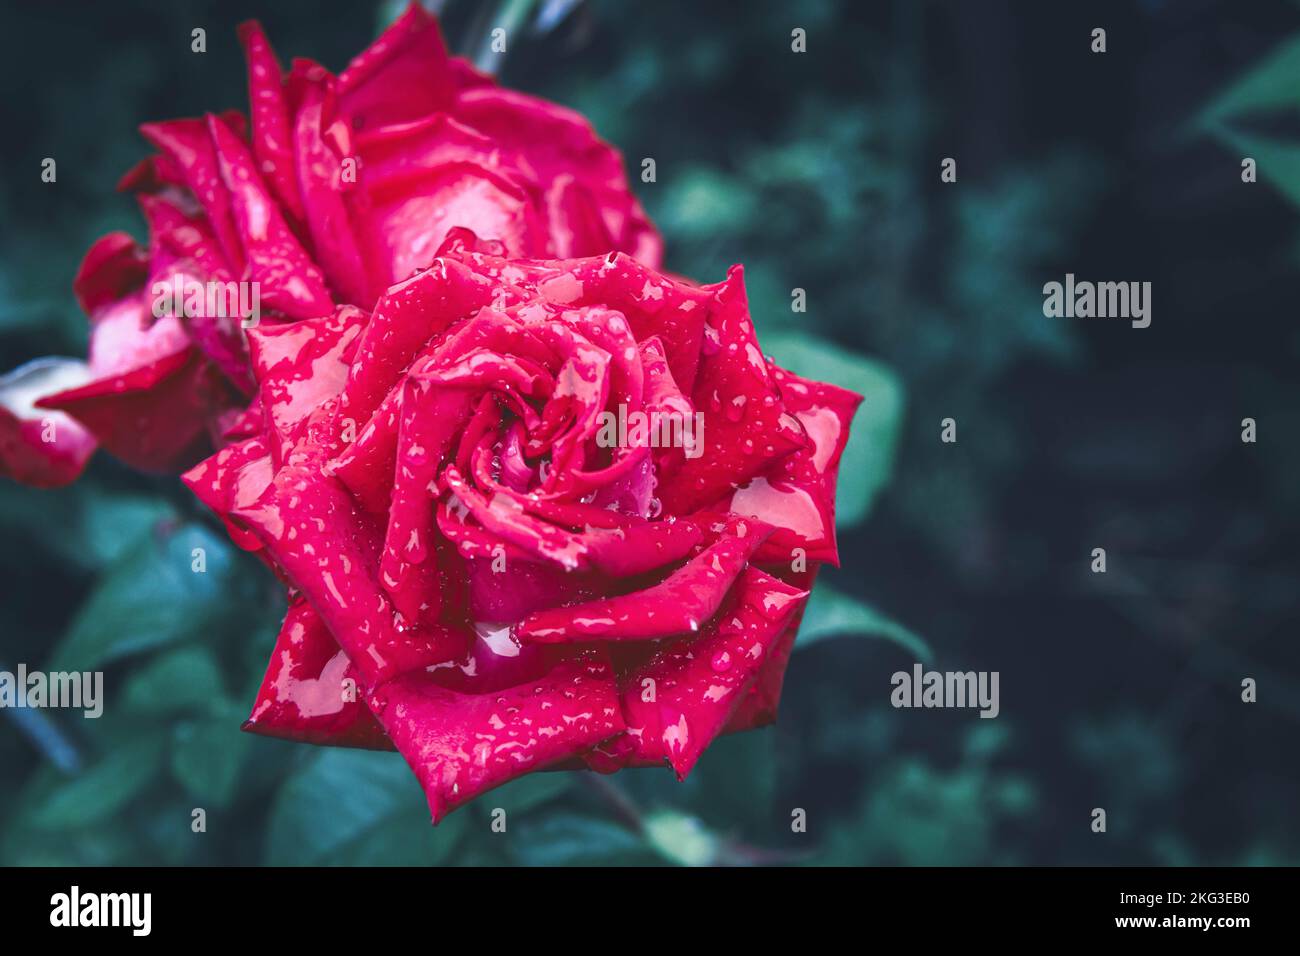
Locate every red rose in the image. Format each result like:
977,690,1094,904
1,5,659,487
184,230,860,821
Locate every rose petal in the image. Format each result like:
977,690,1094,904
0,358,98,487
139,116,246,274
730,365,863,566
73,232,149,316
657,266,809,514
291,60,378,306
244,597,393,749
611,566,807,778
338,257,494,425
517,518,772,642
337,3,455,131
371,647,624,822
237,21,305,227
246,304,366,461
234,419,466,687
208,113,335,320
39,346,228,473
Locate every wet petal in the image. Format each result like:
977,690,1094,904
233,427,466,688
244,597,393,749
337,3,456,130
208,113,334,320
517,518,772,642
613,567,807,778
730,365,863,566
0,358,97,487
657,266,808,514
39,346,228,473
338,257,494,425
371,647,624,822
237,21,305,226
246,304,366,460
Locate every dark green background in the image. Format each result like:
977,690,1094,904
1,0,1297,865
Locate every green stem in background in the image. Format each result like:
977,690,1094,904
0,662,82,774
473,0,540,75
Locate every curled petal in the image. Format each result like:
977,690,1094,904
74,232,149,316
234,427,466,688
139,115,246,274
237,21,305,226
657,266,808,514
246,304,366,460
612,567,807,778
244,598,393,749
517,518,773,642
0,358,98,487
39,347,228,473
208,113,334,320
337,3,455,130
292,61,378,306
339,257,494,424
181,435,273,551
371,647,625,823
731,366,863,566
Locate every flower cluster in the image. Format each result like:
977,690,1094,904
2,5,861,821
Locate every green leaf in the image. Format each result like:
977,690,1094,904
643,810,719,866
49,523,245,672
170,703,252,808
79,492,178,567
121,645,226,716
511,814,649,866
1197,34,1300,130
1195,34,1300,207
1204,130,1300,207
28,734,167,830
760,332,904,526
266,749,462,866
796,584,931,662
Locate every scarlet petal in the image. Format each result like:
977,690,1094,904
731,366,863,566
244,598,393,750
0,359,98,488
454,88,662,267
517,519,773,643
337,3,456,130
330,381,403,515
237,21,305,226
73,232,149,316
208,113,334,320
563,252,708,392
371,648,625,822
657,266,809,514
234,431,465,688
39,348,227,473
292,63,377,306
140,116,246,274
338,258,494,425
138,195,253,392
379,378,473,625
246,305,367,460
615,567,807,779
181,435,274,552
